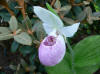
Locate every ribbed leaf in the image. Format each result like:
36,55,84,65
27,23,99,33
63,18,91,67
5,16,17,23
46,53,72,74
76,65,99,74
74,35,100,67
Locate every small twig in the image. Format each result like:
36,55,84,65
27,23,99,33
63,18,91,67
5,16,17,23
15,6,22,9
51,0,56,6
68,0,93,6
59,13,64,19
72,3,83,6
5,6,15,16
0,1,15,16
16,0,26,19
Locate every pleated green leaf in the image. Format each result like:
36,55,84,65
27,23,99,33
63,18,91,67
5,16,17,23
46,53,72,74
74,35,100,67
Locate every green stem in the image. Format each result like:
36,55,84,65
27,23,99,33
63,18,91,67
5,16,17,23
65,37,76,74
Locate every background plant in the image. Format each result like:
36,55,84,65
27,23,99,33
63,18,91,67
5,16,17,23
0,0,100,74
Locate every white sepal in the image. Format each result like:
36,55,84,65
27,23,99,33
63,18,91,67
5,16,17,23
34,6,63,34
42,23,53,34
61,22,80,37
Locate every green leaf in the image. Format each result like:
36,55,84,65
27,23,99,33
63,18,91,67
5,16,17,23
75,0,81,3
54,0,61,9
59,5,72,15
9,16,18,31
0,34,13,40
0,27,13,40
22,16,32,30
83,1,90,5
9,65,17,70
74,35,100,67
29,65,36,71
93,12,100,17
75,65,99,74
0,10,10,22
8,1,19,15
0,72,6,74
85,6,92,17
0,27,11,34
46,53,72,74
63,17,75,25
46,3,58,16
94,4,100,12
46,47,99,74
14,32,32,45
73,6,82,16
29,53,36,64
77,10,86,22
32,21,46,40
19,45,33,55
11,41,19,53
21,59,28,68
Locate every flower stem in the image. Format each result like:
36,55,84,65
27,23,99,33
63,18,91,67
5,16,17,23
65,37,76,74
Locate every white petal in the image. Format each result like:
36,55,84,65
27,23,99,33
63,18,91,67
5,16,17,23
61,22,80,37
33,6,63,32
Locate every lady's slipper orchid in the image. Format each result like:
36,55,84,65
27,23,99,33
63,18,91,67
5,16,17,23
39,34,66,66
33,6,80,66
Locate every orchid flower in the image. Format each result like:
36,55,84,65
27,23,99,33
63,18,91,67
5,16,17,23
33,6,80,66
